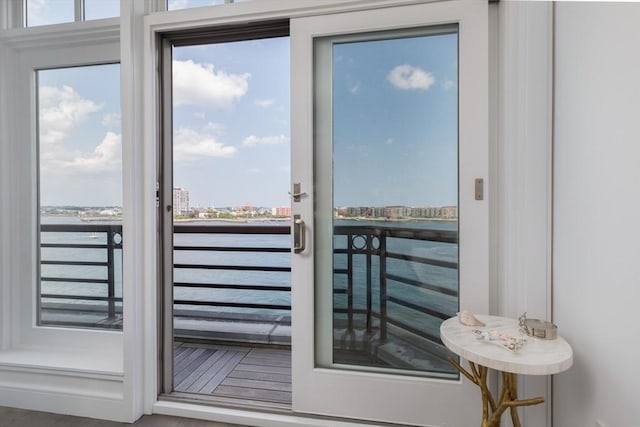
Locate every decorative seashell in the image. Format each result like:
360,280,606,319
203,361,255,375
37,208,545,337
457,310,486,327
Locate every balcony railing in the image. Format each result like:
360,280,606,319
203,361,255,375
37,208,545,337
39,222,458,365
172,224,292,344
39,223,123,329
333,225,457,347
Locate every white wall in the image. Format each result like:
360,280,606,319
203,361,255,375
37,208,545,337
554,3,640,426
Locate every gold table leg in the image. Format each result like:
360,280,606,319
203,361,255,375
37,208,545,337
448,357,545,427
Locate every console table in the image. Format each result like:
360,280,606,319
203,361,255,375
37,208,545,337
440,315,573,427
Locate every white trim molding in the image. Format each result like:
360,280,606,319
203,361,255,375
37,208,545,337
496,1,554,425
0,10,133,423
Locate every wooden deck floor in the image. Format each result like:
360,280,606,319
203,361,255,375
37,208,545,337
173,342,291,409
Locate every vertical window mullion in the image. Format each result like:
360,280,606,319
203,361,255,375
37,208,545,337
10,0,26,29
75,0,83,22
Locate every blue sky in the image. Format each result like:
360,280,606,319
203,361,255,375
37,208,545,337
26,0,119,26
333,32,458,207
172,32,457,209
172,37,291,208
36,18,457,210
38,64,121,206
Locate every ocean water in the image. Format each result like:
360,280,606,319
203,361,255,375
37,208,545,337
39,216,458,332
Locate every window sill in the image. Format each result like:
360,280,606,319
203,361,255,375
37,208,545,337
0,346,123,378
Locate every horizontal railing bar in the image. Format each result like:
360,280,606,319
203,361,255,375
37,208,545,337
386,252,458,269
386,296,451,321
174,245,290,253
334,308,371,315
386,228,457,243
336,249,378,256
41,260,108,267
41,277,109,284
334,269,348,275
173,225,290,234
174,300,290,310
41,293,122,302
41,224,122,233
174,264,290,272
334,288,349,294
333,225,457,244
39,320,122,330
385,316,444,347
173,282,290,292
41,302,123,313
41,243,110,249
386,273,458,297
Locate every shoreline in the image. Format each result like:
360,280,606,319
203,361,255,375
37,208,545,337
174,216,457,223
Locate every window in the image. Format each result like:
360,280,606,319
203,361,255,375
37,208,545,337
25,0,119,27
37,63,123,330
1,0,122,370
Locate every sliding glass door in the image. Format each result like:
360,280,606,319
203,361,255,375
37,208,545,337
291,2,489,425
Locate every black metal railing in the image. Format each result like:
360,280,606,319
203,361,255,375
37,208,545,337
173,224,291,312
39,223,123,329
333,225,457,355
38,222,458,357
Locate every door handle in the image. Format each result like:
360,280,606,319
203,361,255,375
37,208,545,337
293,214,305,253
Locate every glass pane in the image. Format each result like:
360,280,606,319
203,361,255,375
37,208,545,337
167,0,225,10
326,28,459,376
84,0,120,20
171,36,290,396
26,0,74,27
167,0,256,10
37,64,122,330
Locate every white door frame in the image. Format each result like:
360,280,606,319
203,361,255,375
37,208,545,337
138,1,554,425
290,1,488,425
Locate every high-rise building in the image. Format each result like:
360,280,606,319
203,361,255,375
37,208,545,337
173,187,189,215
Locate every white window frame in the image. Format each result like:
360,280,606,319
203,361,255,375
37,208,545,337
0,16,124,379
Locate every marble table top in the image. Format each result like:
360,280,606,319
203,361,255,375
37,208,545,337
440,315,573,375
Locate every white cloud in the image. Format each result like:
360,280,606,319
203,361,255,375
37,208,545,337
101,112,121,128
174,127,236,163
441,79,456,91
387,65,435,91
385,138,394,145
242,134,289,147
39,85,102,145
173,59,250,108
42,132,121,175
349,82,361,94
203,122,224,133
57,132,122,173
193,111,205,120
254,99,275,108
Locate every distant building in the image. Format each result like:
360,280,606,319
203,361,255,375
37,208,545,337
271,206,292,217
441,206,458,219
173,187,189,215
235,205,255,215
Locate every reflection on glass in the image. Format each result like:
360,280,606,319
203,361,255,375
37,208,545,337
26,0,74,27
331,29,459,376
37,64,122,330
84,0,120,20
167,0,226,10
167,0,257,10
